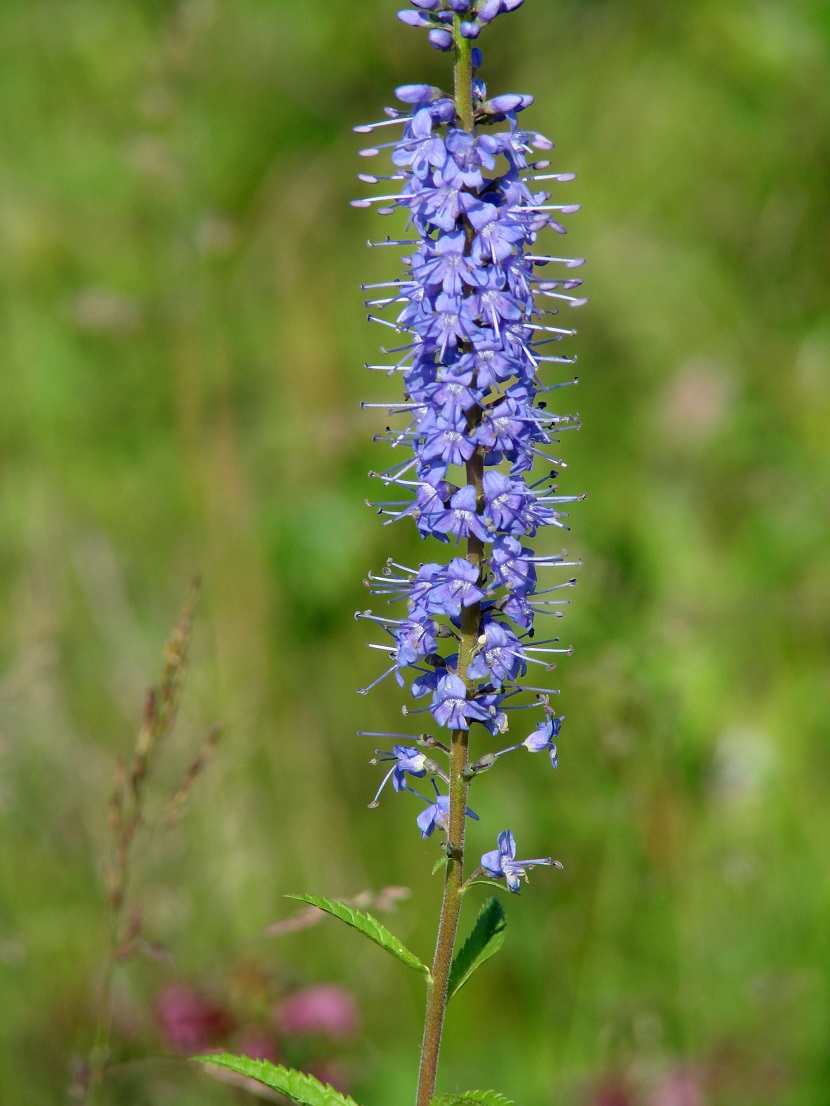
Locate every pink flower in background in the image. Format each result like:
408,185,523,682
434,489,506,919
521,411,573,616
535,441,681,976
310,1061,351,1094
589,1076,638,1106
236,1032,280,1064
650,1070,705,1106
156,984,232,1053
277,984,359,1041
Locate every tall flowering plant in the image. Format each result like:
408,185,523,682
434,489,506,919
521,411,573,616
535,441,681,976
198,2,583,1104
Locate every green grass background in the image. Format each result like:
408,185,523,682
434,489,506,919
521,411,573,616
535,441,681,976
1,0,829,1103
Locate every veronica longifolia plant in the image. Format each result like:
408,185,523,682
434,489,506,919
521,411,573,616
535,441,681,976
197,4,583,1105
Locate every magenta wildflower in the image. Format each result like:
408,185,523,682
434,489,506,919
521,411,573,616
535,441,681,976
277,985,359,1042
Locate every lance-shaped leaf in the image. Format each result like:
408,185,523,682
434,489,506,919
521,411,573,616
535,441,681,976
195,1054,362,1106
432,1092,515,1106
286,893,429,978
447,897,506,1001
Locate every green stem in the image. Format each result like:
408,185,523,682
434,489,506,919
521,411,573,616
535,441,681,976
415,24,477,1106
453,21,475,133
86,926,117,1106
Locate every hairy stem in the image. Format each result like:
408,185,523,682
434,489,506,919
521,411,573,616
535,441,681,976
415,24,476,1106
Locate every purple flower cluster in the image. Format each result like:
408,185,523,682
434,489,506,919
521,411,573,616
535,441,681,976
356,12,580,888
397,0,526,50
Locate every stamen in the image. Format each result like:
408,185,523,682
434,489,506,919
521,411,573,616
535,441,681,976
353,117,407,133
521,172,576,183
367,314,409,333
361,730,415,739
511,204,581,215
367,236,419,247
357,664,398,694
351,193,407,208
538,290,589,308
526,255,585,268
357,173,406,184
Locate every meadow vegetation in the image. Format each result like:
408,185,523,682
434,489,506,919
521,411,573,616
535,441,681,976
0,1,828,1103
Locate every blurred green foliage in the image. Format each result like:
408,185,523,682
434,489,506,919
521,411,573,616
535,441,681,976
1,0,829,1103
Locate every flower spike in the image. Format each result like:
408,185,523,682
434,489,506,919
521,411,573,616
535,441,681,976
358,0,582,854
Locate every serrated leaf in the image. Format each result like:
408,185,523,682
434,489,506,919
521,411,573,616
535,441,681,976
286,893,429,977
195,1053,362,1106
432,1091,515,1106
447,897,506,1001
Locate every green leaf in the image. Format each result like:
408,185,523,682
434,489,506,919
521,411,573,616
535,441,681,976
432,854,450,876
432,1091,515,1106
447,897,506,1001
195,1054,362,1106
285,893,430,977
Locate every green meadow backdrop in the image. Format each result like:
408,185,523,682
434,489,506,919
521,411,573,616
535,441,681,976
1,0,828,1103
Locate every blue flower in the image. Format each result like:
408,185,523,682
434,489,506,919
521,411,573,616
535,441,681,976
488,714,562,765
394,616,439,667
431,673,492,730
416,780,479,839
433,485,491,543
421,410,477,469
522,716,562,767
431,557,486,616
466,619,526,686
468,201,527,264
490,536,537,595
480,830,554,893
369,745,429,808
